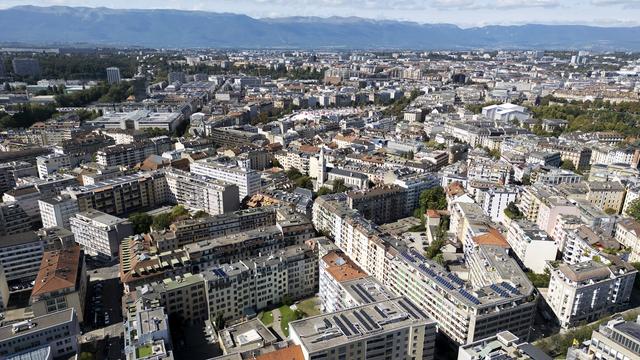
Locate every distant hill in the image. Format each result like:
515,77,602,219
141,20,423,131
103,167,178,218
1,6,640,50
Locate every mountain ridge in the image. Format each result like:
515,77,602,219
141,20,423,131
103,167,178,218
1,6,640,50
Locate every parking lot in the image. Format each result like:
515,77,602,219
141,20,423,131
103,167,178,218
85,277,123,330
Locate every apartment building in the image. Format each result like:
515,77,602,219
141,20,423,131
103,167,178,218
562,226,620,265
539,142,592,171
289,297,437,360
36,153,72,178
615,218,640,262
96,137,172,167
586,181,626,214
148,207,277,252
506,220,558,273
190,158,262,200
38,194,79,229
204,244,318,322
313,196,538,346
70,210,133,259
585,316,640,360
384,170,439,217
2,185,43,225
319,250,393,314
126,273,208,324
65,172,170,217
347,185,407,225
0,231,44,283
467,159,511,185
547,259,637,328
0,309,80,359
458,331,551,360
124,305,174,360
0,161,37,194
30,245,87,322
165,168,240,215
532,168,582,186
480,187,518,224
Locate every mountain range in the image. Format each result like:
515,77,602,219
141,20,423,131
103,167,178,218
1,6,640,50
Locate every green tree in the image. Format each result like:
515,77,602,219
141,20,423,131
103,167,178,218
152,213,173,230
419,187,447,211
193,210,209,219
627,198,640,221
504,202,524,220
285,167,303,180
129,212,153,234
560,160,576,172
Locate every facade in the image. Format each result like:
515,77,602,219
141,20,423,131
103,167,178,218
615,218,640,262
586,181,626,214
190,158,262,200
0,309,80,359
106,67,121,84
289,297,437,360
89,111,185,132
65,171,170,217
547,259,637,328
165,168,240,215
124,304,174,360
36,153,72,179
0,231,44,282
96,138,172,167
480,187,518,223
70,209,134,258
0,202,33,236
2,185,42,226
586,316,640,360
506,220,558,273
0,161,37,194
127,273,209,324
347,186,407,224
38,194,79,229
204,244,318,322
30,245,87,323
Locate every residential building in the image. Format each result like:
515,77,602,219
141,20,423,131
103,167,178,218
38,194,79,229
0,161,37,194
585,316,640,360
480,187,518,224
36,153,72,179
289,297,437,360
0,202,32,237
0,309,80,359
506,220,557,273
70,210,134,259
190,158,262,200
615,218,640,262
347,186,407,224
64,171,170,217
0,231,44,282
203,244,318,323
547,259,637,328
124,305,174,360
165,168,240,215
586,181,626,214
89,111,186,132
96,137,172,167
2,185,42,226
30,245,87,323
458,331,551,360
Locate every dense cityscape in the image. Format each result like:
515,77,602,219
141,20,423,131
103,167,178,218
1,5,640,360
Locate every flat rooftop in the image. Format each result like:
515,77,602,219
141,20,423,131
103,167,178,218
289,297,433,353
0,309,75,341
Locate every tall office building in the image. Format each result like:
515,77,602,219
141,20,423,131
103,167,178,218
190,158,262,201
12,58,41,77
39,194,80,229
106,66,121,84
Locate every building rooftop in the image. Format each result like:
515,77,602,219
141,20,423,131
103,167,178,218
322,251,368,283
0,309,75,341
289,297,433,353
31,245,82,298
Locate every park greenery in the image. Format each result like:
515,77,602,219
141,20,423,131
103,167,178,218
285,167,313,190
0,104,58,129
128,205,192,233
503,202,524,220
625,199,640,222
55,81,137,107
316,179,349,196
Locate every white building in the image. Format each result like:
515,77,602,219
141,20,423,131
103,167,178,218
165,168,240,215
480,187,518,224
289,297,437,360
38,194,79,230
482,103,531,122
0,309,80,359
106,67,121,84
190,158,261,201
547,259,637,328
506,220,557,273
458,331,551,360
88,110,185,132
0,232,44,283
70,210,133,259
36,153,72,179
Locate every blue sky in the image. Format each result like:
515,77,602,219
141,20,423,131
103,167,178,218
1,0,640,27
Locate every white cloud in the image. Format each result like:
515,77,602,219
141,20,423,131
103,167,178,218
591,0,640,7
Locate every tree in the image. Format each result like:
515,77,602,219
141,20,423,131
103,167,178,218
504,202,524,220
560,160,576,172
272,158,281,168
285,167,303,180
152,213,173,230
129,213,153,234
604,208,618,215
626,198,640,221
419,187,447,211
193,210,209,219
